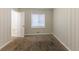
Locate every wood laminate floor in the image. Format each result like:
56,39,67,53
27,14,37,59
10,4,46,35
1,35,68,51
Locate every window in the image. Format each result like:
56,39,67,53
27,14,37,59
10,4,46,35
31,14,45,28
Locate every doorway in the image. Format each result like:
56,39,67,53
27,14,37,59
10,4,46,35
11,9,25,37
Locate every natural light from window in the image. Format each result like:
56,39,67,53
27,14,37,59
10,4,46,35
31,14,45,28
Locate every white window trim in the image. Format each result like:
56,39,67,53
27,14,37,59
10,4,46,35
31,13,45,28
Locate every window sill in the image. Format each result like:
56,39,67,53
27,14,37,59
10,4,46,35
31,27,46,28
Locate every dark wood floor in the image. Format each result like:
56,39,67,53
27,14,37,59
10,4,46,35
0,35,68,51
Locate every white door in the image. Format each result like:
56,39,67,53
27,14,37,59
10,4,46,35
11,10,25,37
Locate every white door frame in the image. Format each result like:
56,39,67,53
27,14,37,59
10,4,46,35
11,10,25,37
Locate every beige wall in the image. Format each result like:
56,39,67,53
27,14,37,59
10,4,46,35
52,8,79,51
0,8,11,47
23,9,52,34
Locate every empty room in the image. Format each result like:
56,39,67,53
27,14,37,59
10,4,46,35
0,8,79,51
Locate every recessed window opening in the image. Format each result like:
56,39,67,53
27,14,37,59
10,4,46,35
31,14,45,28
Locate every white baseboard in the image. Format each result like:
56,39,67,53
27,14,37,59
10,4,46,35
0,39,14,50
24,33,51,36
51,33,71,51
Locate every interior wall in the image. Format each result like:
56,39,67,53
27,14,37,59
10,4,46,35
52,8,79,51
23,9,52,34
0,8,11,47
